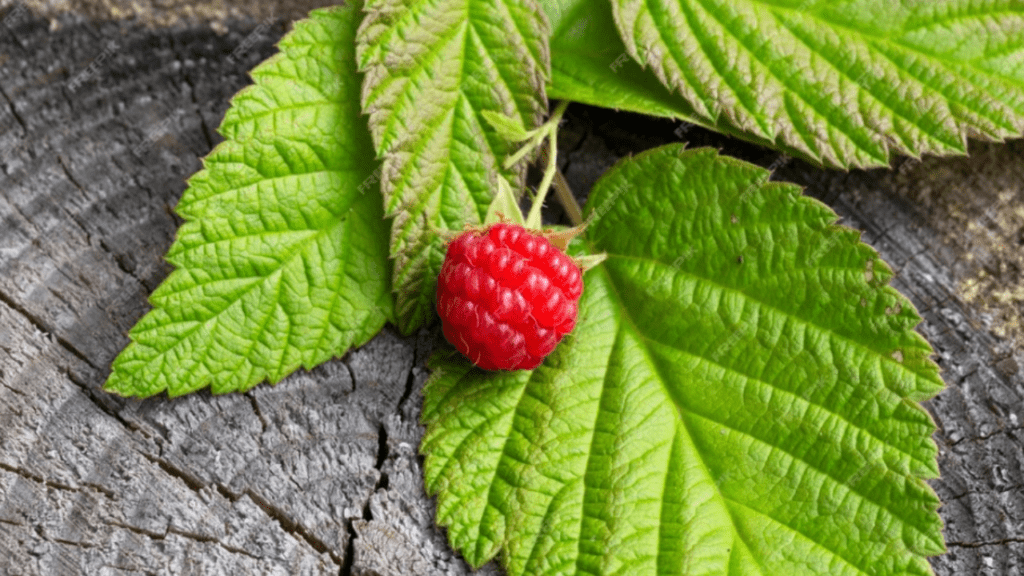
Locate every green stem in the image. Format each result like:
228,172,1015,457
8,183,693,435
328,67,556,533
535,145,582,226
525,101,570,227
504,133,544,170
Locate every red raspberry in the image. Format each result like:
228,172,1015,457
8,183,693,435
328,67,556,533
436,222,583,370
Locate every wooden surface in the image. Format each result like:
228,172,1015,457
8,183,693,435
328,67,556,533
1,6,1022,575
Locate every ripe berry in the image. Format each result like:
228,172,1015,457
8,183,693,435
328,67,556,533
436,222,583,370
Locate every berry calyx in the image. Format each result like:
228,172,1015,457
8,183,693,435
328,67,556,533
436,222,583,371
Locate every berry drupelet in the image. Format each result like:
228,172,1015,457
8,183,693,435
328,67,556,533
436,223,583,370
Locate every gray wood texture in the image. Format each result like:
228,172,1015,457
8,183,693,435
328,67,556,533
1,5,1022,575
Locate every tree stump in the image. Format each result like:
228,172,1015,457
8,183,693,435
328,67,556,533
0,4,1022,575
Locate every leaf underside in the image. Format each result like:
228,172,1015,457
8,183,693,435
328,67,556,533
104,6,392,398
356,0,551,333
551,0,1024,169
422,145,945,576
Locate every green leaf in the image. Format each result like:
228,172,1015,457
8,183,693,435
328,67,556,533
542,0,851,163
482,109,532,142
612,0,1024,168
484,179,527,226
104,5,391,398
544,0,704,122
422,144,945,575
357,0,550,333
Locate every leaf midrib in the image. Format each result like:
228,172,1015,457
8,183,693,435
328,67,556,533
765,7,961,150
431,369,531,561
128,216,345,383
586,261,768,576
759,0,1024,86
686,0,901,159
772,10,1024,131
593,260,923,575
183,165,364,212
220,98,343,136
572,326,627,576
597,256,934,504
603,252,934,387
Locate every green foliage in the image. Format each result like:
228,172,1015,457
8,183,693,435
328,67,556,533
99,2,989,571
610,0,1024,167
356,0,551,333
421,145,945,575
104,6,391,397
545,0,705,121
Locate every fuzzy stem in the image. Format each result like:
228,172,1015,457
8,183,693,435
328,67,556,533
527,132,559,226
536,145,582,226
504,133,544,170
525,101,570,227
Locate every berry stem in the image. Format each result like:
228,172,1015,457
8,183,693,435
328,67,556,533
540,147,582,226
525,100,570,229
504,132,544,169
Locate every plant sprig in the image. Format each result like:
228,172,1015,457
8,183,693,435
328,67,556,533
97,1,1024,573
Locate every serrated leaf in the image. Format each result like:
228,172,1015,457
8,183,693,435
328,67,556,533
543,0,856,163
104,6,392,398
422,144,945,575
612,0,1024,168
357,0,550,333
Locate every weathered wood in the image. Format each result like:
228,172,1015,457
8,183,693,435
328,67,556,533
0,4,1022,576
0,8,491,575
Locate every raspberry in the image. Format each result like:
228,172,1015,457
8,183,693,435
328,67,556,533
436,222,583,370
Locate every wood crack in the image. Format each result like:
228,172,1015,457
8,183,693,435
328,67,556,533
101,518,262,560
373,421,389,491
0,285,101,372
166,526,262,560
97,238,145,284
64,367,154,441
339,519,356,576
0,459,114,499
244,488,343,567
340,358,357,392
396,365,417,416
140,452,207,494
56,154,88,196
947,538,1024,548
50,537,97,549
246,392,269,435
140,452,343,565
0,82,28,133
341,416,392,576
0,460,81,493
